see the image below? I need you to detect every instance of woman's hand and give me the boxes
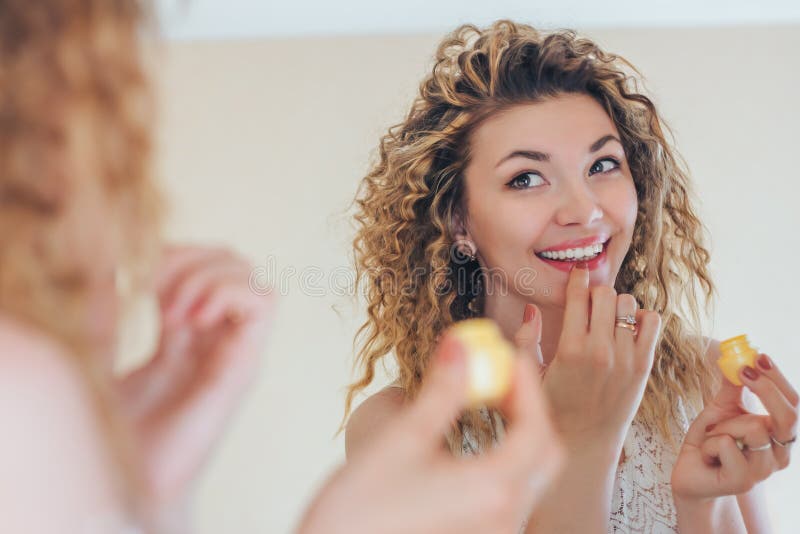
[523,263,661,451]
[117,245,275,512]
[513,263,662,533]
[672,354,798,501]
[298,328,564,534]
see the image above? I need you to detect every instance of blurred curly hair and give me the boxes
[0,0,162,518]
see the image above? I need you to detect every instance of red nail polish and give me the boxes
[705,424,716,432]
[757,354,772,371]
[523,304,536,323]
[576,261,589,270]
[742,366,759,381]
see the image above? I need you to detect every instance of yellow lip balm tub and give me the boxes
[717,334,759,386]
[450,318,515,406]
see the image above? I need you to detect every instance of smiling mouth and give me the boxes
[535,239,610,263]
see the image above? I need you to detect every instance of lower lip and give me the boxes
[536,241,609,272]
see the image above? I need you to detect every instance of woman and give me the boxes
[0,1,275,532]
[0,4,563,533]
[345,20,797,532]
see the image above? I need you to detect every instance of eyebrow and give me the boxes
[494,134,622,168]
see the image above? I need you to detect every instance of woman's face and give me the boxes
[458,93,638,308]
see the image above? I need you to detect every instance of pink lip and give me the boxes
[537,234,610,253]
[536,238,610,273]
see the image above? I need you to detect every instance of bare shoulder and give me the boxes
[0,315,78,387]
[0,314,122,528]
[345,386,407,460]
[0,313,98,441]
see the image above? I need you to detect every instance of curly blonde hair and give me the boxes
[0,0,161,516]
[344,20,718,452]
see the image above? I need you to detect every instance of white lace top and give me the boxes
[461,401,694,534]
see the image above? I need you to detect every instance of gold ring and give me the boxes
[615,322,637,331]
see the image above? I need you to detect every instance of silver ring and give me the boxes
[771,435,797,448]
[615,314,637,326]
[735,438,773,452]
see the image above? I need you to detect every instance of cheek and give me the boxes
[602,178,638,231]
[470,198,549,262]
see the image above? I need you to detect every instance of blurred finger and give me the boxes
[401,332,468,453]
[487,353,563,515]
[192,278,271,329]
[497,353,547,460]
[154,245,231,294]
[166,261,251,326]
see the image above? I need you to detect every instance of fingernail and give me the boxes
[705,424,716,432]
[576,261,589,270]
[757,354,773,371]
[523,303,536,323]
[741,366,759,381]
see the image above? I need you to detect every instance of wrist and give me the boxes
[561,433,623,466]
[673,492,732,534]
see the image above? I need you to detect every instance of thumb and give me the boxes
[683,380,743,447]
[513,303,544,367]
[403,330,468,447]
[712,376,744,408]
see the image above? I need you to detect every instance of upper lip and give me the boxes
[536,234,610,254]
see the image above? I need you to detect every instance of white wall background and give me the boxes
[155,0,800,38]
[132,17,800,533]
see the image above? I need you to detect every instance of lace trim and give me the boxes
[460,400,695,534]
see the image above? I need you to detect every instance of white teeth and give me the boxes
[539,242,605,261]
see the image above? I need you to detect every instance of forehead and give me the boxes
[468,93,620,159]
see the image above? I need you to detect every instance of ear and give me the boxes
[449,206,477,264]
[449,204,472,245]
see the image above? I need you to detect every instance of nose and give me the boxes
[554,179,603,227]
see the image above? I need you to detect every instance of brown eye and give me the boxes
[507,172,546,190]
[589,157,621,175]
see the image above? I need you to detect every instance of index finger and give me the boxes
[754,354,800,408]
[153,245,229,294]
[561,264,590,338]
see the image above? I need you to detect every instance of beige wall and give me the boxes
[137,25,800,532]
